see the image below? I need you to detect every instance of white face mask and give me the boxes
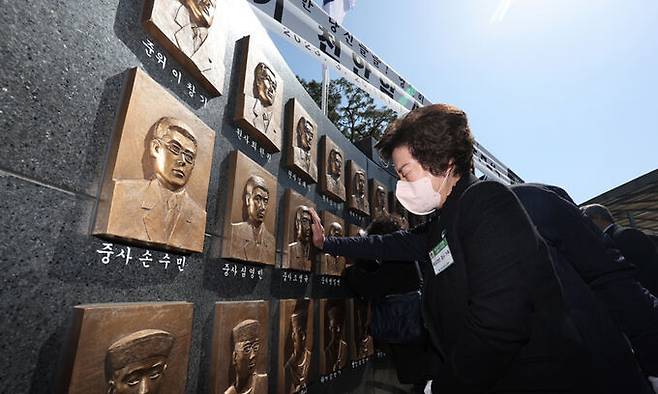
[395,168,452,216]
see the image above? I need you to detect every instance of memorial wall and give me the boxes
[1,0,407,392]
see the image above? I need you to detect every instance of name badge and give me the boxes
[429,237,454,275]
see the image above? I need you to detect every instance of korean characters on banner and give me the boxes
[346,160,369,216]
[210,301,269,394]
[93,68,215,254]
[285,98,318,184]
[278,299,314,394]
[61,302,194,394]
[221,151,278,265]
[234,35,284,153]
[318,136,346,203]
[318,211,346,276]
[143,0,227,96]
[281,189,315,272]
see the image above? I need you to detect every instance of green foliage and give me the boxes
[297,76,398,143]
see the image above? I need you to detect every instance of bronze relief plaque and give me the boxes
[93,68,215,253]
[318,299,349,375]
[346,161,369,216]
[369,179,389,219]
[143,0,226,96]
[209,301,269,394]
[350,299,374,361]
[281,189,316,272]
[318,211,346,276]
[61,302,193,394]
[285,99,318,183]
[389,191,409,230]
[221,150,277,265]
[318,136,345,202]
[234,35,283,153]
[278,299,313,394]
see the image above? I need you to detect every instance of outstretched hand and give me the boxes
[309,208,325,249]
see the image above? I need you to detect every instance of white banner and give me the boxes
[248,0,522,184]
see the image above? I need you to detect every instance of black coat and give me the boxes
[512,183,656,387]
[606,223,658,296]
[325,175,596,393]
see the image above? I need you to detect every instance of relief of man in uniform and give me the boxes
[325,148,345,199]
[284,308,312,394]
[225,320,267,394]
[354,302,374,360]
[348,170,369,214]
[372,185,389,219]
[292,117,317,181]
[109,117,205,251]
[245,63,278,137]
[322,222,346,276]
[287,205,313,271]
[230,175,275,264]
[105,329,175,394]
[325,305,348,372]
[147,0,223,93]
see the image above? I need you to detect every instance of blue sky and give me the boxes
[271,0,658,203]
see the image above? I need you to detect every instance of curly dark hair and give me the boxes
[375,104,474,177]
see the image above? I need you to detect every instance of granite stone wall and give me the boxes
[0,0,406,392]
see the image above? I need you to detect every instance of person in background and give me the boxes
[345,215,436,392]
[310,103,612,393]
[511,183,657,392]
[582,203,658,296]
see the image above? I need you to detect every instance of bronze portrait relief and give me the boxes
[234,36,283,153]
[318,299,349,375]
[318,136,346,202]
[94,68,215,253]
[389,191,409,230]
[351,299,374,361]
[281,190,316,272]
[61,302,193,394]
[318,211,346,276]
[143,0,226,95]
[278,299,313,394]
[369,179,389,219]
[347,161,369,216]
[210,301,269,394]
[285,99,318,183]
[221,151,277,265]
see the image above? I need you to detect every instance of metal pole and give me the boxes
[321,64,329,116]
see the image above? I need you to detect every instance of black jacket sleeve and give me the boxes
[433,182,538,393]
[323,227,430,263]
